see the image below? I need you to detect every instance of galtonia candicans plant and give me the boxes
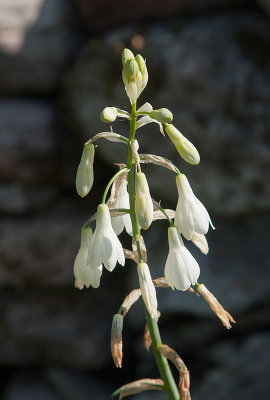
[74,48,235,399]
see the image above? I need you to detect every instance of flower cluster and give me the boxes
[73,48,232,398]
[74,46,216,308]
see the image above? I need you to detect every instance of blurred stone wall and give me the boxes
[0,0,270,399]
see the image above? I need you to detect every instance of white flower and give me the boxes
[76,143,95,197]
[74,226,103,288]
[164,227,200,291]
[111,182,133,236]
[135,172,153,230]
[88,204,125,271]
[137,262,157,319]
[174,174,214,240]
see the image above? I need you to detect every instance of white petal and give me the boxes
[101,231,118,271]
[88,231,103,268]
[137,102,153,112]
[115,235,125,266]
[191,232,209,255]
[110,183,132,236]
[180,246,200,285]
[74,248,88,281]
[136,116,164,135]
[87,264,103,288]
[174,198,194,240]
[123,213,133,236]
[111,216,125,235]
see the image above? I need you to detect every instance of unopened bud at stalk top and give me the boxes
[122,48,148,103]
[165,124,200,165]
[122,48,134,65]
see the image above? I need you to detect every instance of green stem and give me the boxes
[127,101,179,400]
[101,168,128,204]
[130,102,137,143]
[152,199,174,226]
[146,308,180,400]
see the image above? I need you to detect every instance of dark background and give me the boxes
[0,0,270,399]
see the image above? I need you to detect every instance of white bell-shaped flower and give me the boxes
[165,227,200,291]
[74,226,103,288]
[135,172,153,230]
[111,182,133,236]
[174,174,214,240]
[137,262,158,319]
[76,143,95,198]
[89,204,125,271]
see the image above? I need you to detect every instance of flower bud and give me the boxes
[111,314,123,368]
[137,262,157,319]
[149,108,173,124]
[122,58,140,104]
[135,54,148,92]
[122,48,134,65]
[165,124,200,165]
[135,172,153,230]
[76,143,95,197]
[122,58,139,85]
[100,107,118,123]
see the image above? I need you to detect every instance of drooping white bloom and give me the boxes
[174,174,214,240]
[76,143,95,198]
[74,226,103,288]
[88,204,125,271]
[137,262,158,319]
[135,172,153,230]
[165,227,200,291]
[110,181,133,236]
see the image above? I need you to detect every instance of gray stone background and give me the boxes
[0,0,269,399]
